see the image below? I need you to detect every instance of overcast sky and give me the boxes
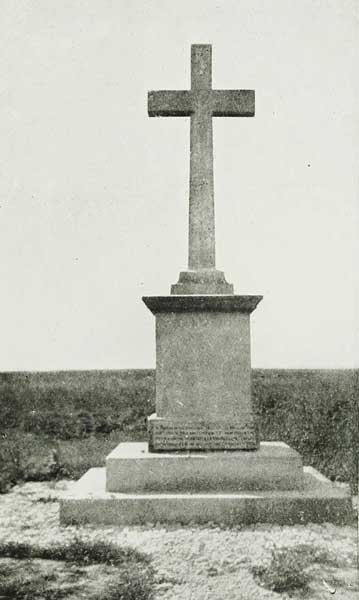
[0,1,358,371]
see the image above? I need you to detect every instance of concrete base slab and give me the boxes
[106,441,303,492]
[60,467,354,526]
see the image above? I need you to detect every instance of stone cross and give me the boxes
[148,44,255,271]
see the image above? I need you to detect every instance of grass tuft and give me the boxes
[37,495,58,503]
[0,537,150,566]
[251,543,340,594]
[92,567,155,600]
[0,562,79,600]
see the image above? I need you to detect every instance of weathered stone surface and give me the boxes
[60,466,354,526]
[106,442,303,493]
[148,415,258,451]
[148,44,254,288]
[153,309,252,419]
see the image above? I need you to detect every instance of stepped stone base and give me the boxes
[106,442,303,492]
[60,466,353,526]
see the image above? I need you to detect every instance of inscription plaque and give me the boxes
[148,416,258,451]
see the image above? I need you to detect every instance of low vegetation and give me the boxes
[0,538,151,565]
[0,562,79,600]
[251,543,340,594]
[0,538,155,600]
[0,369,358,493]
[256,369,358,492]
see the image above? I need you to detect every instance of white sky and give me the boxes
[0,0,358,371]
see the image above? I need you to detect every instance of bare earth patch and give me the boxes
[0,481,357,599]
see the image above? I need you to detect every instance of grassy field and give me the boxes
[0,368,358,492]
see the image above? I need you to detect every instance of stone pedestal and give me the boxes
[143,294,262,451]
[59,290,354,526]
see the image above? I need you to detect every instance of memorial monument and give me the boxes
[145,44,260,454]
[61,44,352,526]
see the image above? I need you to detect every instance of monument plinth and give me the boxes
[60,44,353,527]
[143,295,261,451]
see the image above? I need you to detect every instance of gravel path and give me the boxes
[0,480,357,599]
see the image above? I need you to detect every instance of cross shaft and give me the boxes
[148,44,254,272]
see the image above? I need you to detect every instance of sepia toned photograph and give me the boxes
[0,2,358,598]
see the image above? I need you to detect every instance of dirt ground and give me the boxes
[0,480,357,599]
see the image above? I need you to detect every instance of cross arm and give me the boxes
[211,90,255,116]
[148,91,193,117]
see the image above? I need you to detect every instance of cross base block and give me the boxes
[171,269,233,295]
